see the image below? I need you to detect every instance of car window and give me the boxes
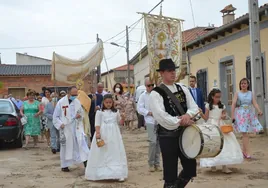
[11,101,20,112]
[0,101,14,113]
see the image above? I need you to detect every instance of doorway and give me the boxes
[219,58,235,115]
[8,88,26,99]
[196,69,208,102]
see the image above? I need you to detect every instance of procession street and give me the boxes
[0,129,268,188]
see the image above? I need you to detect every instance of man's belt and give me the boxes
[157,125,183,137]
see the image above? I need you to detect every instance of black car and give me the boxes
[0,99,24,148]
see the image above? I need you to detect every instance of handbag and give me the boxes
[220,116,234,134]
[96,138,105,147]
[20,116,27,125]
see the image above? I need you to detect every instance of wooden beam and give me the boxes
[213,35,218,40]
[219,32,225,37]
[226,28,233,33]
[234,24,241,30]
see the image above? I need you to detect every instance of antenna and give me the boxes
[160,2,163,16]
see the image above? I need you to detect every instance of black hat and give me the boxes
[156,59,179,72]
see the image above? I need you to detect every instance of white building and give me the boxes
[129,27,214,87]
[16,53,51,65]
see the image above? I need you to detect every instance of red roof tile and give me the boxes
[182,27,214,44]
[113,64,134,71]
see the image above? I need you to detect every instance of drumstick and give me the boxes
[192,111,201,119]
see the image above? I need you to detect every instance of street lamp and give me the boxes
[110,26,131,94]
[110,42,126,49]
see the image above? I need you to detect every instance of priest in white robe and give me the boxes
[53,86,90,172]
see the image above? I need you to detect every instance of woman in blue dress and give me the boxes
[231,78,263,159]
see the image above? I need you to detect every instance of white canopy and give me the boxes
[52,40,104,84]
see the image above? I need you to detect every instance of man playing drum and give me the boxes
[149,59,199,188]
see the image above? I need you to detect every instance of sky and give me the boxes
[0,0,267,73]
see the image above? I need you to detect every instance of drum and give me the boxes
[179,124,224,159]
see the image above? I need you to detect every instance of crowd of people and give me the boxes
[1,58,264,188]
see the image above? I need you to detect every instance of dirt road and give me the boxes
[0,129,268,188]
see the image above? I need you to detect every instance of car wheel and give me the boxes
[13,131,23,148]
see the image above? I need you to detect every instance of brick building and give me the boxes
[0,64,96,98]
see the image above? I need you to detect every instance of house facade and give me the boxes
[16,53,51,65]
[101,64,134,93]
[186,4,268,129]
[0,64,97,97]
[130,27,214,87]
[129,4,268,131]
[0,53,98,97]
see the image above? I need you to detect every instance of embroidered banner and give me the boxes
[52,40,103,84]
[143,13,182,84]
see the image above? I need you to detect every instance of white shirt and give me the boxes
[96,91,108,96]
[137,91,156,125]
[190,87,197,101]
[149,83,199,130]
[41,97,50,106]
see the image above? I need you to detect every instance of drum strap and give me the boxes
[159,84,185,115]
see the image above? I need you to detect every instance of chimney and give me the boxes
[220,4,236,25]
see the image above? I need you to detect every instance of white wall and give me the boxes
[133,54,190,86]
[16,53,51,65]
[134,55,150,86]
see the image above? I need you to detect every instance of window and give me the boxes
[8,88,25,98]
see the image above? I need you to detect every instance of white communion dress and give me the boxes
[200,104,243,167]
[85,109,128,181]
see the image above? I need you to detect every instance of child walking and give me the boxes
[85,94,128,182]
[199,88,243,174]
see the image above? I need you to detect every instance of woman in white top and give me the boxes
[40,88,52,147]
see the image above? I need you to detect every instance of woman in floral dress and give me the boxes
[231,78,263,159]
[20,90,43,149]
[124,94,137,130]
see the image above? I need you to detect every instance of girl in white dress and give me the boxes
[85,94,128,182]
[199,88,243,174]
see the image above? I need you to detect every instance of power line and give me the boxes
[189,0,196,27]
[105,41,127,60]
[104,0,163,43]
[0,42,97,50]
[0,0,163,51]
[113,18,142,43]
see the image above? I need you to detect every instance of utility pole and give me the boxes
[96,34,101,84]
[249,0,265,127]
[126,25,131,94]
